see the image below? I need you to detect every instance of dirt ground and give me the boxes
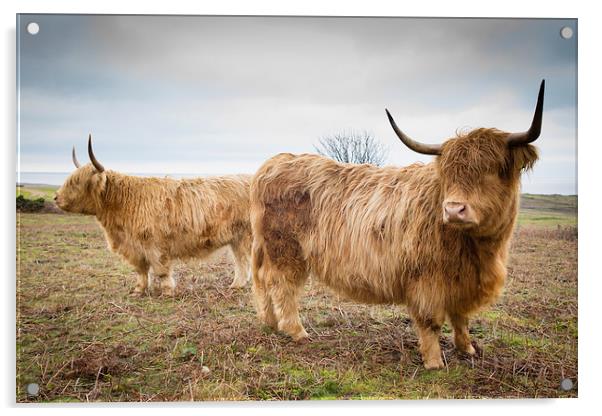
[16,212,577,401]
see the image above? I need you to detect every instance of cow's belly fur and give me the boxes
[102,222,236,268]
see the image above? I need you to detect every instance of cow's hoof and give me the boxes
[160,289,175,297]
[462,344,476,356]
[423,357,444,370]
[455,341,476,356]
[262,317,279,330]
[292,330,310,343]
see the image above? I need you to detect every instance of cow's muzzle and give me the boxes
[443,201,477,225]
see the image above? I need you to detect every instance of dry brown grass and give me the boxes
[16,213,577,401]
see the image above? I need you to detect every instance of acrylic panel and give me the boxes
[16,15,577,401]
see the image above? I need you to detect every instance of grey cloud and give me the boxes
[18,15,577,194]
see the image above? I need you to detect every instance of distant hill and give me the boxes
[518,194,577,227]
[520,194,577,214]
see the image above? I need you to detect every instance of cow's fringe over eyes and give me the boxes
[439,128,539,191]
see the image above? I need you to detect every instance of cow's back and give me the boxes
[101,172,252,262]
[250,153,438,304]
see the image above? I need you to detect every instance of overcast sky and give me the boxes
[17,15,577,194]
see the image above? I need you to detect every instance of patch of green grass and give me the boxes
[517,211,576,227]
[497,332,548,349]
[277,364,392,400]
[554,320,578,338]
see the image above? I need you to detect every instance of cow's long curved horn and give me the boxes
[72,146,81,168]
[87,134,105,172]
[385,109,442,155]
[506,79,545,146]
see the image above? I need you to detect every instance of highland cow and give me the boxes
[250,81,545,369]
[55,136,253,296]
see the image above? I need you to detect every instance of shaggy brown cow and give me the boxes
[250,81,545,369]
[55,136,253,296]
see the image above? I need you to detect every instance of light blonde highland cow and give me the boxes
[55,136,253,296]
[250,81,545,369]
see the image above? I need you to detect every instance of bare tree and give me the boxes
[314,130,388,166]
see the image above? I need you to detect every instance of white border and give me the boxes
[2,1,600,415]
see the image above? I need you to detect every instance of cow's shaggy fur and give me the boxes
[250,128,538,369]
[56,164,253,296]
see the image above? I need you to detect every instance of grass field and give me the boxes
[16,187,578,401]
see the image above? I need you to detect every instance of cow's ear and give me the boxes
[509,144,539,175]
[88,171,107,195]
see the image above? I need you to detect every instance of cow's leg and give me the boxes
[449,313,476,355]
[410,308,445,370]
[251,240,277,329]
[253,267,278,330]
[269,270,309,342]
[152,260,175,297]
[229,235,252,288]
[131,258,150,297]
